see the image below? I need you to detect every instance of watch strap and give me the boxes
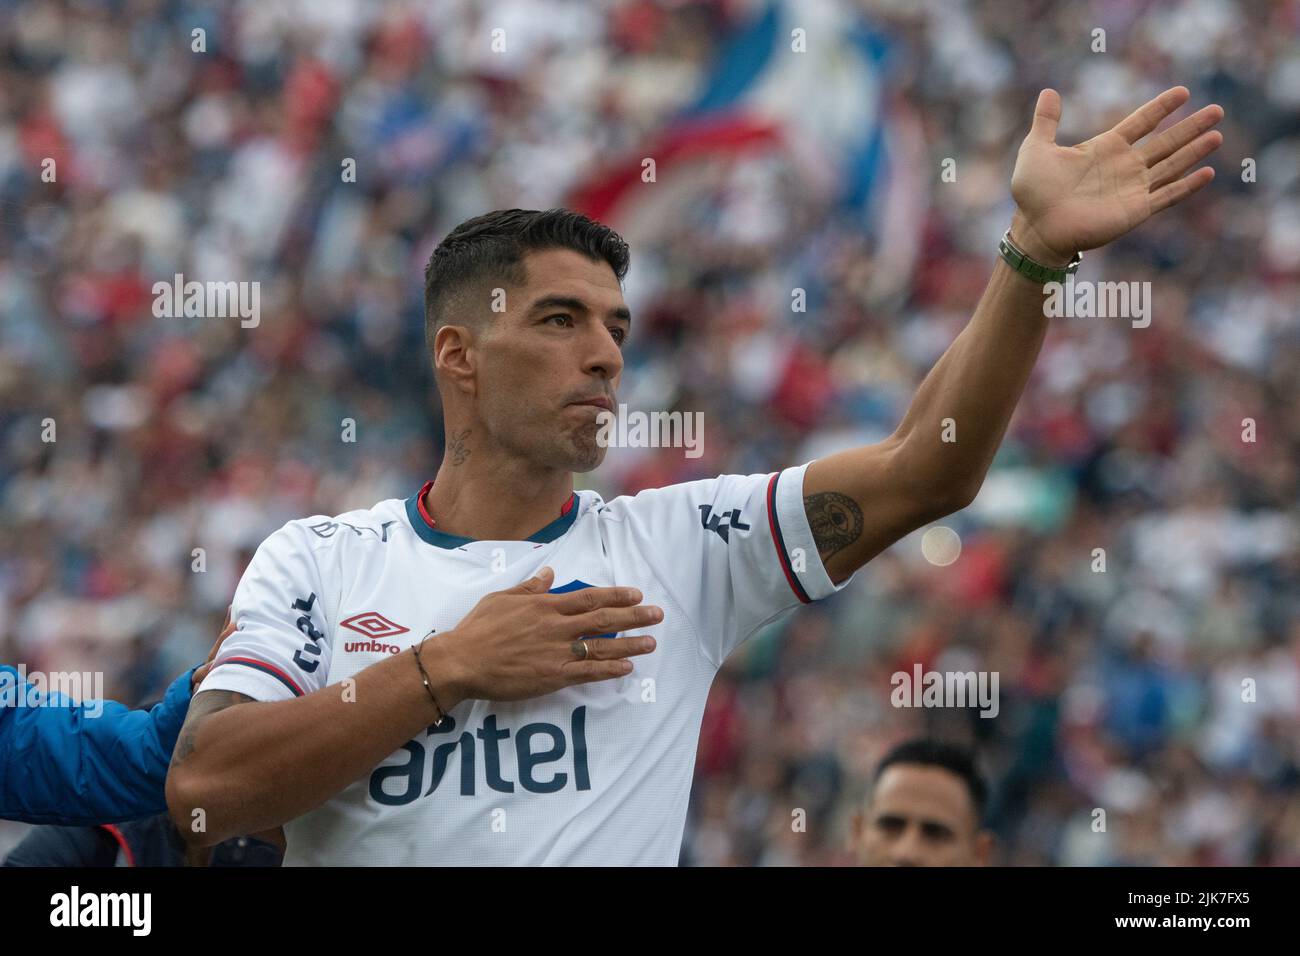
[998,230,1082,284]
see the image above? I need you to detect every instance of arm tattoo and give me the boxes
[804,491,864,560]
[170,690,253,767]
[448,429,471,466]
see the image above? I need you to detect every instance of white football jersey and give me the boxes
[198,462,850,865]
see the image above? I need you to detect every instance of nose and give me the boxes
[887,827,925,867]
[581,322,623,384]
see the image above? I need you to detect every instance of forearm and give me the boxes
[890,222,1058,505]
[808,86,1221,583]
[167,642,463,846]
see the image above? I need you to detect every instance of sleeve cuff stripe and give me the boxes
[766,472,812,605]
[212,657,305,697]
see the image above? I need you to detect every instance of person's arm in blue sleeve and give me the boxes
[0,664,198,826]
[0,609,232,826]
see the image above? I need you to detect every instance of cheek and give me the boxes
[492,340,563,390]
[863,827,891,849]
[482,345,548,401]
[479,351,567,436]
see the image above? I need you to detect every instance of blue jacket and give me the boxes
[0,665,196,825]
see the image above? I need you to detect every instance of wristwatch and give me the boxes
[998,229,1082,284]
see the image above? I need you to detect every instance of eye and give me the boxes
[609,326,627,346]
[875,816,906,836]
[920,822,954,842]
[545,314,574,328]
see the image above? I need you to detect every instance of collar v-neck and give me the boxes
[404,480,579,549]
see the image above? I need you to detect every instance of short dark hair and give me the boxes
[422,208,630,356]
[873,739,988,821]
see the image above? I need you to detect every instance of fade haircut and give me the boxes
[422,208,630,365]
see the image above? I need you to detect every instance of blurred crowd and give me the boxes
[1,0,1297,864]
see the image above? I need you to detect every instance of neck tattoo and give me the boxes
[449,429,471,466]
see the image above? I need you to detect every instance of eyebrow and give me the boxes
[874,813,957,838]
[527,295,631,324]
[919,820,956,839]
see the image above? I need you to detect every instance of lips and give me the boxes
[570,397,613,412]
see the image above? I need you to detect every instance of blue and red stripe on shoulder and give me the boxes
[765,472,811,605]
[209,656,306,697]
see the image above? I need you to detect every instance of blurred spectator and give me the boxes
[851,738,994,866]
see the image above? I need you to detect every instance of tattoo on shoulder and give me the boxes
[804,491,864,560]
[170,690,253,767]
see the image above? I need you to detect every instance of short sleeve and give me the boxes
[611,462,854,667]
[197,521,334,702]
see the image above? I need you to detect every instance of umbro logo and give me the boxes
[341,612,410,639]
[698,505,750,542]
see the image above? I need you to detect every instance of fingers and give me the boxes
[202,606,237,670]
[567,603,663,638]
[1148,129,1222,191]
[1114,86,1190,144]
[550,584,644,615]
[194,606,238,687]
[561,659,636,684]
[511,566,556,594]
[1138,103,1223,167]
[1027,88,1062,144]
[1120,90,1222,213]
[218,605,236,642]
[572,635,657,662]
[1149,165,1215,214]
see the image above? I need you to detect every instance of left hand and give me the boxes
[1010,86,1224,265]
[191,606,236,692]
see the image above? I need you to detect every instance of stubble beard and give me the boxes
[495,411,605,475]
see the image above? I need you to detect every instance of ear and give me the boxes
[974,829,996,866]
[433,324,477,397]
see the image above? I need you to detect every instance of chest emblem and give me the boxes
[549,579,616,638]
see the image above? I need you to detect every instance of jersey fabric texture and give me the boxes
[197,462,850,865]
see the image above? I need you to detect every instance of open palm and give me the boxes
[1011,87,1224,262]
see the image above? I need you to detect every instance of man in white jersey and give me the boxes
[167,87,1223,864]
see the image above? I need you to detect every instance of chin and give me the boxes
[567,446,606,474]
[564,431,607,473]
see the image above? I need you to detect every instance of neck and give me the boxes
[422,428,575,541]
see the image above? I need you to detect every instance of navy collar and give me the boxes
[404,481,579,549]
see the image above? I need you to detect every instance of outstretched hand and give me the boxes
[1010,86,1224,265]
